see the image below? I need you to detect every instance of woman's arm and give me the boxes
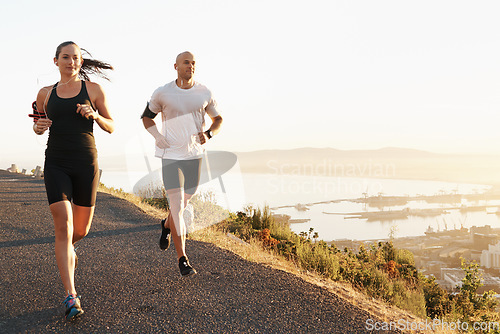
[33,86,53,135]
[81,82,114,134]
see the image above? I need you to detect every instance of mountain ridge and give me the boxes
[232,147,500,186]
[94,147,500,185]
[233,146,499,158]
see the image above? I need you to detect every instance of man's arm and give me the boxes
[199,115,223,145]
[142,116,155,129]
[142,104,169,149]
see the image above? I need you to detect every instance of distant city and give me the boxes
[335,225,500,297]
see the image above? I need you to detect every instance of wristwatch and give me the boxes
[204,130,213,139]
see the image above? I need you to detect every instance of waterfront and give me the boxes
[233,173,499,241]
[100,170,498,242]
[274,198,500,241]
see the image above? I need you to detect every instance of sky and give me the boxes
[2,0,500,171]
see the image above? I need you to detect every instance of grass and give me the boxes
[98,183,166,220]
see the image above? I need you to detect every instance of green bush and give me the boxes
[293,240,340,280]
[188,192,229,230]
[422,276,452,319]
[389,280,426,318]
[142,197,169,211]
[448,258,500,332]
[396,248,415,266]
[219,212,255,240]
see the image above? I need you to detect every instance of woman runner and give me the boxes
[32,41,114,320]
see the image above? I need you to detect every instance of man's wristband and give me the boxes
[204,130,213,139]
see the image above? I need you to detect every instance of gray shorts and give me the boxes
[161,158,202,195]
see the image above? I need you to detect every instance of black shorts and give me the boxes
[43,156,99,207]
[162,158,202,195]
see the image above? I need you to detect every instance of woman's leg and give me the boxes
[50,201,95,295]
[71,157,98,245]
[72,204,94,244]
[50,201,77,295]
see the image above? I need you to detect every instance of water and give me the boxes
[239,173,498,241]
[100,169,498,242]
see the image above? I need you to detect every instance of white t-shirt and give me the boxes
[148,81,220,160]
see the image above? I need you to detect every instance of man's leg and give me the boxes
[165,188,197,276]
[163,193,192,237]
[163,193,193,239]
[161,159,199,276]
[179,158,201,234]
[165,188,186,260]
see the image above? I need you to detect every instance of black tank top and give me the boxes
[45,81,97,160]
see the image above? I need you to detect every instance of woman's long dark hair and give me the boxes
[55,41,113,81]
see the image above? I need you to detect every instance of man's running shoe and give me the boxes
[159,218,171,250]
[179,256,197,277]
[63,294,84,320]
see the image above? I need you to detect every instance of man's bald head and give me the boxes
[174,51,196,83]
[176,51,195,64]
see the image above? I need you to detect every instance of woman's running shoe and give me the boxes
[63,294,84,320]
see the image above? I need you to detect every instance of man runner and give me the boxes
[141,51,223,276]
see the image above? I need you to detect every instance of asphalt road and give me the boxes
[0,170,399,333]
